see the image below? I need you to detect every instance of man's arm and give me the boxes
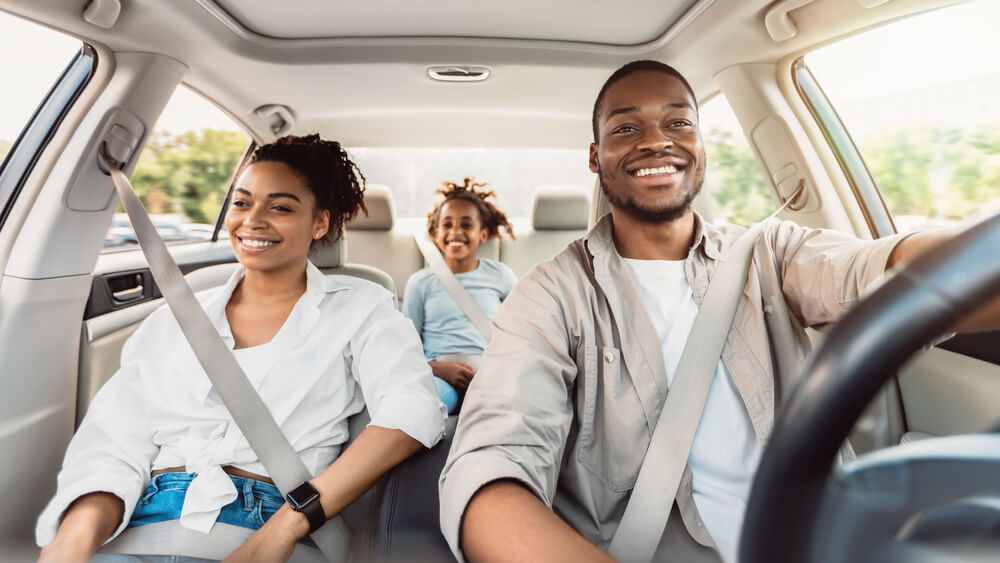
[462,481,613,563]
[888,230,1000,333]
[439,261,584,562]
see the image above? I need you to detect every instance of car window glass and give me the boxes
[347,147,595,220]
[805,0,1000,233]
[700,95,774,226]
[104,86,249,251]
[0,11,80,167]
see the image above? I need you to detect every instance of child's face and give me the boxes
[226,161,329,275]
[434,199,489,264]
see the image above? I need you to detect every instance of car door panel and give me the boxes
[898,348,1000,437]
[79,252,240,422]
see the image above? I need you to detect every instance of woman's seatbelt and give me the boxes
[98,147,348,561]
[608,187,804,563]
[413,233,492,341]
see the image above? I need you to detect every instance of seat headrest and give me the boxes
[532,186,591,230]
[347,184,394,231]
[311,234,347,269]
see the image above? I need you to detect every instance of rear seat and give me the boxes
[501,185,590,277]
[349,184,588,293]
[346,185,424,301]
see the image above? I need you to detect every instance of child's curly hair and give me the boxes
[242,134,367,246]
[426,178,515,240]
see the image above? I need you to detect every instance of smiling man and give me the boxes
[438,60,1000,563]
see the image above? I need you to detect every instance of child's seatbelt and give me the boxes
[414,233,493,342]
[99,147,347,561]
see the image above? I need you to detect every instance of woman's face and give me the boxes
[225,161,330,275]
[433,198,489,263]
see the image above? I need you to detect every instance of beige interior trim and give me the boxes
[774,54,876,238]
[714,62,855,233]
[899,349,1000,436]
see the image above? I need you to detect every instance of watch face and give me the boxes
[287,481,319,508]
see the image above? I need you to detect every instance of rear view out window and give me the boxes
[805,0,1000,232]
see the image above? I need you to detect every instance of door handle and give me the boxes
[112,284,144,302]
[107,271,147,305]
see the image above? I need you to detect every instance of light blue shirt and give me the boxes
[402,258,518,360]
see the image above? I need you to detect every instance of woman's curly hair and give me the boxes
[426,178,514,240]
[241,134,367,246]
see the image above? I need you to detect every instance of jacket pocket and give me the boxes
[576,345,648,492]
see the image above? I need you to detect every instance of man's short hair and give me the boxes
[591,60,698,142]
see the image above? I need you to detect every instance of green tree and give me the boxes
[859,125,1000,223]
[131,129,247,223]
[704,128,773,225]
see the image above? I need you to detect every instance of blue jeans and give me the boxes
[128,472,285,531]
[434,376,460,414]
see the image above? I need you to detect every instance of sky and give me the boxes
[2,0,999,144]
[0,12,239,142]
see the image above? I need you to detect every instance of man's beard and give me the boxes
[598,159,705,224]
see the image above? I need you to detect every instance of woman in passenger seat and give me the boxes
[402,178,517,414]
[36,135,446,562]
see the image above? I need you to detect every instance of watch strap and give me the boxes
[287,482,326,534]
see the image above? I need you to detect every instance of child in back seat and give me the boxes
[403,178,517,414]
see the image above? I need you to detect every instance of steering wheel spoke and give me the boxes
[811,435,1000,563]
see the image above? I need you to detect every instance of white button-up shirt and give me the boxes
[36,261,446,546]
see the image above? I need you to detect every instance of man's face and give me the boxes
[589,70,706,224]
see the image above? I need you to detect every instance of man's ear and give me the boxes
[589,142,600,174]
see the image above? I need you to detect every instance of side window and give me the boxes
[104,86,250,251]
[700,95,774,226]
[803,0,1000,233]
[0,11,83,221]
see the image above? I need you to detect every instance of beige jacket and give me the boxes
[439,212,905,561]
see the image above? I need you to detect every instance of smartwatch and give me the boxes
[285,481,325,534]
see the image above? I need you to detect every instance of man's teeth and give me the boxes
[242,239,276,248]
[634,165,678,177]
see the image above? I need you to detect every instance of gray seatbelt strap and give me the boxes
[102,152,348,561]
[414,233,493,341]
[609,191,803,563]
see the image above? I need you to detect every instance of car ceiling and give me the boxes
[0,0,959,148]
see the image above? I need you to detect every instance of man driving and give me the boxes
[439,60,1000,563]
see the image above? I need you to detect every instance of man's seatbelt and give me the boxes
[100,148,348,561]
[608,189,804,563]
[414,233,492,342]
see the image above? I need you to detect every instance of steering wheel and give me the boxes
[740,214,1000,563]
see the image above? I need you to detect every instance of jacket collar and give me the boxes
[584,210,723,263]
[580,210,725,430]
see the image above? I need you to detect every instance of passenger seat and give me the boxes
[500,185,590,277]
[312,232,395,295]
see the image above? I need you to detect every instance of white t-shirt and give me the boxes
[625,258,761,563]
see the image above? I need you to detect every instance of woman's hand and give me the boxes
[224,504,308,563]
[430,360,476,389]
